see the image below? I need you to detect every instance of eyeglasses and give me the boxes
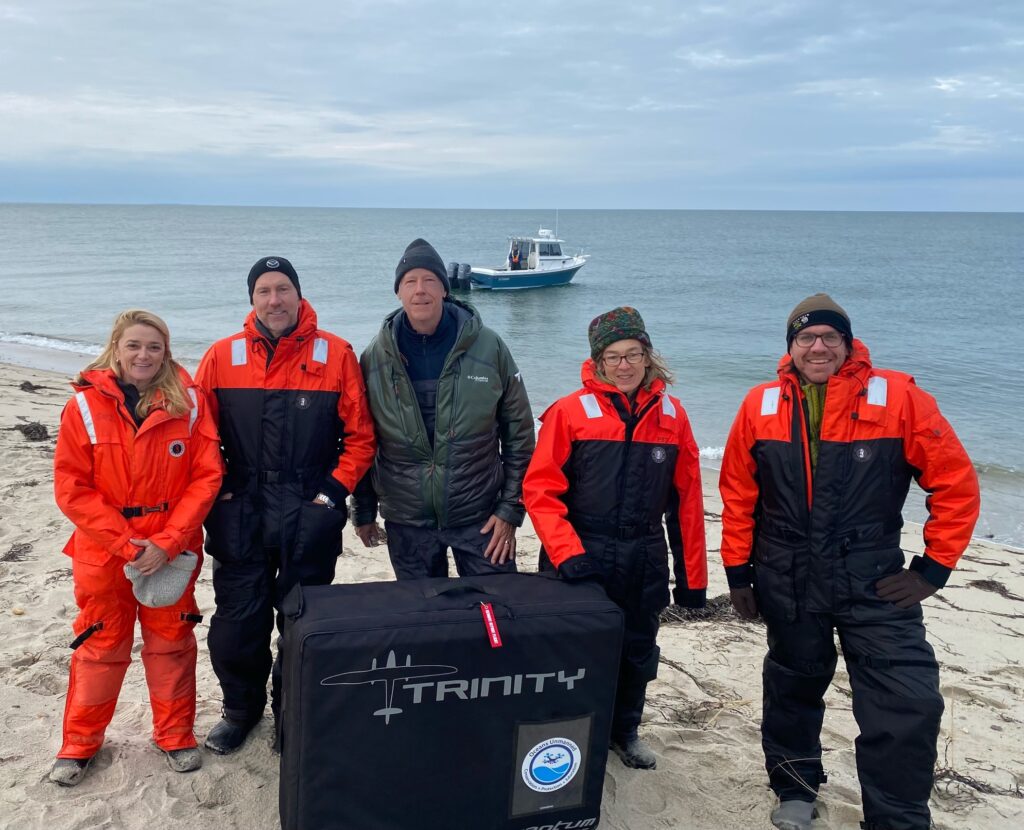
[602,351,645,367]
[793,331,845,348]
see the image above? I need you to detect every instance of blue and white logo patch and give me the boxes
[651,446,667,464]
[521,737,581,793]
[169,440,185,457]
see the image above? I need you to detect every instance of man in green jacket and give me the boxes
[352,238,535,578]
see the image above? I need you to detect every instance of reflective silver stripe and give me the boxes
[661,395,676,418]
[231,339,247,366]
[312,337,329,364]
[760,387,781,416]
[75,392,98,444]
[579,394,602,419]
[187,388,199,435]
[867,376,888,407]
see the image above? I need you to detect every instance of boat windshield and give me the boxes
[538,242,562,257]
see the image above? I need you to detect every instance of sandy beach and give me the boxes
[1,360,1022,830]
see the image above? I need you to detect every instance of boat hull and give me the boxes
[468,263,583,290]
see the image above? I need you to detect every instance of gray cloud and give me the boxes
[0,0,1020,208]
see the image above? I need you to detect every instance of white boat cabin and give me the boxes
[506,228,566,271]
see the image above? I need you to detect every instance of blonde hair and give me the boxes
[79,309,190,418]
[594,345,675,390]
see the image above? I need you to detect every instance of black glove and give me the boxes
[875,569,938,608]
[558,555,604,583]
[729,586,759,620]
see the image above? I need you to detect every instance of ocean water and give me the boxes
[1,205,1021,545]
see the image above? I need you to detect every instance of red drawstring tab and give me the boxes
[480,602,503,648]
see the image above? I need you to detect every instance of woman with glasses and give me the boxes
[523,306,707,771]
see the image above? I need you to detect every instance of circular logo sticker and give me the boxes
[295,395,310,410]
[651,446,667,464]
[852,444,872,463]
[521,738,581,793]
[169,440,185,457]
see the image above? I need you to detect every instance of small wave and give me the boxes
[975,461,1021,479]
[699,446,724,461]
[0,331,99,355]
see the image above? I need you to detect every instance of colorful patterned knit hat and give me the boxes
[588,306,652,361]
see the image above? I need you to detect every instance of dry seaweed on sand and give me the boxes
[660,593,764,625]
[2,543,33,562]
[8,422,49,441]
[967,579,1024,603]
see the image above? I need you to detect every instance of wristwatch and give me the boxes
[313,492,335,509]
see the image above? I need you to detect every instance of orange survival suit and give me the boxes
[524,360,707,742]
[718,340,979,828]
[53,367,223,759]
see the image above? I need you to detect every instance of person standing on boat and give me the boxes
[522,306,707,771]
[508,241,522,271]
[195,256,376,755]
[352,238,535,578]
[718,293,980,830]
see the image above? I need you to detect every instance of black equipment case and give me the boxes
[279,573,624,830]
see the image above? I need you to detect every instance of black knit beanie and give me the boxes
[394,238,450,295]
[247,256,301,302]
[786,293,852,346]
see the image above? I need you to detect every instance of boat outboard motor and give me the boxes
[447,261,461,290]
[459,263,472,287]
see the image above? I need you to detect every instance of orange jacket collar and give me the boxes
[243,298,318,342]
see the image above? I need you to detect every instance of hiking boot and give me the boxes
[49,756,93,787]
[204,716,259,755]
[610,736,657,770]
[165,746,203,772]
[771,799,816,830]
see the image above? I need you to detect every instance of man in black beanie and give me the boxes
[352,238,535,580]
[719,293,979,830]
[194,256,375,756]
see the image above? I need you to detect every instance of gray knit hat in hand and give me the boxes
[123,551,198,608]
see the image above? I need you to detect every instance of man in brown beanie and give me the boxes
[718,293,980,830]
[352,238,535,580]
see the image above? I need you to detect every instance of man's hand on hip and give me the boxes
[875,569,938,608]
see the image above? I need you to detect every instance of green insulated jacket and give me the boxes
[352,299,535,529]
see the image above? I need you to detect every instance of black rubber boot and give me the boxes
[204,716,260,755]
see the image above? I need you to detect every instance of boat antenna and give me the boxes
[555,208,558,237]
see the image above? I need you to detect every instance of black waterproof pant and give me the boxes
[384,521,518,580]
[541,528,668,742]
[208,546,337,725]
[761,602,943,830]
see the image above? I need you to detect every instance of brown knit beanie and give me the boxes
[786,293,852,346]
[588,306,652,360]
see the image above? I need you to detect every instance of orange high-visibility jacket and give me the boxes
[524,360,707,603]
[719,339,980,600]
[194,300,375,559]
[54,367,224,565]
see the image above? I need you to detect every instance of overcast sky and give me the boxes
[1,0,1021,210]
